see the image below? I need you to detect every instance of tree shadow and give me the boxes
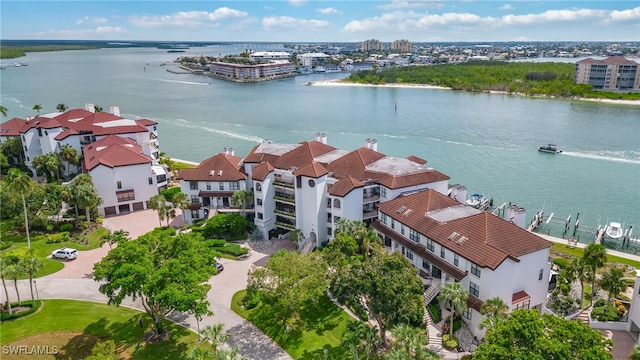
[227,321,295,360]
[54,334,98,360]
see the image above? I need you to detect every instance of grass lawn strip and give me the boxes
[0,299,203,359]
[2,332,120,360]
[232,290,352,360]
[551,243,640,269]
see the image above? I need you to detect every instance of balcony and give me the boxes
[275,209,296,219]
[274,195,295,204]
[273,180,294,189]
[363,194,380,203]
[275,221,296,231]
[116,189,135,202]
[363,209,378,219]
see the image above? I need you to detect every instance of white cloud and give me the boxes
[264,5,275,11]
[288,0,307,7]
[343,10,494,33]
[607,6,640,22]
[34,26,126,39]
[316,7,342,15]
[76,16,108,25]
[498,4,514,11]
[262,16,331,31]
[378,1,444,11]
[130,7,248,28]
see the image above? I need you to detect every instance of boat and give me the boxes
[606,222,623,239]
[466,193,490,209]
[538,144,562,154]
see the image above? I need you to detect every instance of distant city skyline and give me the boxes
[1,1,639,43]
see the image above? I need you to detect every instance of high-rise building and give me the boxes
[361,39,383,52]
[391,39,412,53]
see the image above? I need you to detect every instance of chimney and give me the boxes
[223,147,228,155]
[315,132,327,144]
[228,147,234,156]
[109,106,120,116]
[370,139,378,152]
[365,138,371,149]
[85,103,95,113]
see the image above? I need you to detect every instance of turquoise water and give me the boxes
[1,46,639,248]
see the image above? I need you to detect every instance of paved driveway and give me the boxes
[9,210,293,360]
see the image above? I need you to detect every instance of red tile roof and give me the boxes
[406,155,427,165]
[512,290,531,304]
[329,175,365,197]
[0,118,28,137]
[577,56,638,66]
[327,147,385,180]
[251,161,275,181]
[378,189,551,270]
[273,141,336,170]
[83,135,152,171]
[293,162,329,178]
[179,152,247,182]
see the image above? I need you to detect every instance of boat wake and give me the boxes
[199,126,264,143]
[150,78,210,86]
[562,151,640,165]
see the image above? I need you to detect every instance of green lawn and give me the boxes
[1,227,109,278]
[551,243,640,269]
[232,290,352,360]
[0,299,202,359]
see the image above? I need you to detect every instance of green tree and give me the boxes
[5,168,33,247]
[342,320,379,360]
[188,347,213,360]
[0,105,7,117]
[56,103,68,113]
[583,243,608,305]
[74,177,102,222]
[32,104,42,115]
[170,191,190,223]
[200,323,231,353]
[0,257,13,315]
[231,189,252,217]
[86,340,119,360]
[22,251,42,306]
[566,258,590,308]
[148,194,171,227]
[93,230,213,335]
[5,256,24,306]
[247,250,328,329]
[94,105,103,112]
[390,324,429,360]
[599,267,626,309]
[473,309,613,360]
[101,229,129,250]
[331,251,424,346]
[58,144,80,179]
[479,296,509,331]
[437,282,468,338]
[630,345,640,360]
[2,137,25,165]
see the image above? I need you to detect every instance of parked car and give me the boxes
[215,262,224,273]
[51,248,78,260]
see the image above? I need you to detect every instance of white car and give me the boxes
[51,248,78,260]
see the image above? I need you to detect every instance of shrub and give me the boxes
[203,239,227,248]
[219,244,249,257]
[0,300,42,321]
[243,289,261,310]
[591,304,620,321]
[45,236,63,244]
[0,241,12,250]
[442,334,459,350]
[60,223,73,232]
[594,298,606,307]
[461,355,472,360]
[427,301,441,323]
[160,186,182,203]
[552,257,568,269]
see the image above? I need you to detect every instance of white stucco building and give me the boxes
[372,189,552,339]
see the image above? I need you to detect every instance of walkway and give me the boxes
[6,210,292,360]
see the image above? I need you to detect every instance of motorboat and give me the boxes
[538,144,562,154]
[466,193,489,209]
[606,222,623,239]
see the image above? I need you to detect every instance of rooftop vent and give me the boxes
[448,232,458,240]
[218,170,223,176]
[209,170,215,176]
[397,206,407,214]
[403,209,413,216]
[456,236,468,245]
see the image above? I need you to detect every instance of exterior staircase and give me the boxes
[423,281,441,305]
[574,309,590,324]
[423,284,443,352]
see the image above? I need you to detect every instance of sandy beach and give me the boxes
[310,79,640,106]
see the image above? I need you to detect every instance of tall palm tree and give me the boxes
[583,243,608,305]
[437,282,468,338]
[44,152,61,180]
[6,260,24,306]
[0,257,13,315]
[0,105,7,117]
[58,144,79,179]
[479,296,509,331]
[75,182,101,222]
[56,103,68,113]
[171,191,190,223]
[32,104,42,116]
[231,189,252,217]
[5,168,33,247]
[148,194,170,227]
[566,258,589,308]
[358,228,381,261]
[599,267,626,309]
[200,323,231,354]
[390,324,428,359]
[23,252,42,306]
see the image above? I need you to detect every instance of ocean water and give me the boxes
[1,46,639,249]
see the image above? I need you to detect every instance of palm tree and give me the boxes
[188,347,213,360]
[0,105,7,117]
[6,259,24,306]
[5,168,33,247]
[101,229,129,249]
[32,104,42,116]
[358,228,381,261]
[630,344,640,360]
[0,257,13,315]
[58,144,79,179]
[3,137,24,165]
[200,323,231,354]
[231,189,252,217]
[390,324,428,359]
[148,194,170,227]
[599,267,626,309]
[32,154,48,177]
[23,252,42,306]
[44,152,61,180]
[171,191,190,223]
[566,258,590,308]
[75,182,101,222]
[56,103,68,112]
[437,282,468,338]
[214,347,249,360]
[479,296,509,331]
[94,105,103,112]
[583,243,607,305]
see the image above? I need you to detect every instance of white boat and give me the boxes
[466,193,489,209]
[606,222,623,239]
[538,144,562,154]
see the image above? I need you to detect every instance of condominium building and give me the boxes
[372,189,552,339]
[575,56,640,90]
[243,134,450,250]
[361,39,383,52]
[249,51,291,62]
[207,62,297,82]
[297,52,331,67]
[391,39,412,53]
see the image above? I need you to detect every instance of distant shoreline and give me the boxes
[309,79,640,106]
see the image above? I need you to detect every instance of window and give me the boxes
[256,183,262,192]
[327,227,332,236]
[538,269,544,281]
[117,192,135,202]
[191,209,200,219]
[391,219,395,229]
[381,212,387,224]
[469,282,480,297]
[24,145,27,152]
[230,182,239,190]
[454,254,459,267]
[45,130,48,136]
[422,259,430,271]
[333,199,341,209]
[426,239,434,252]
[471,263,481,278]
[22,135,25,141]
[190,181,198,190]
[380,187,387,198]
[440,246,445,258]
[206,182,211,190]
[409,228,419,242]
[219,183,224,190]
[191,195,199,203]
[37,128,42,137]
[148,177,153,185]
[308,179,315,187]
[462,308,472,321]
[117,181,122,189]
[334,216,341,223]
[257,212,263,220]
[327,198,331,208]
[405,250,414,261]
[257,199,263,206]
[400,224,405,235]
[515,299,530,310]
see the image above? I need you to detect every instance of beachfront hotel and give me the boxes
[575,56,640,90]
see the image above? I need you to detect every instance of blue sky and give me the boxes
[2,1,639,42]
